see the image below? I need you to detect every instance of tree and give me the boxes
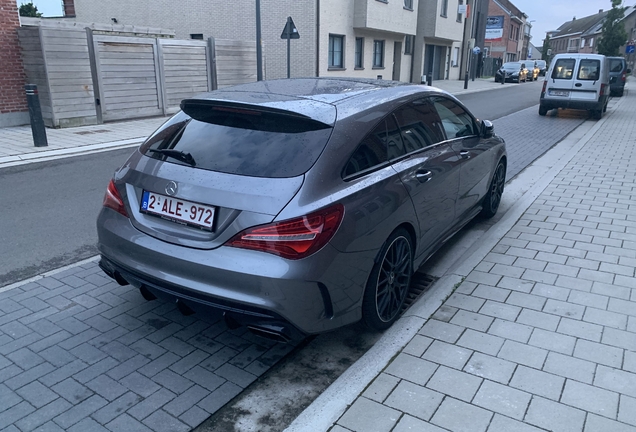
[19,2,42,17]
[541,35,551,62]
[597,0,627,56]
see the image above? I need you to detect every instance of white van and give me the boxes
[539,53,610,119]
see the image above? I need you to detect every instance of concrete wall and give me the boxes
[0,0,29,127]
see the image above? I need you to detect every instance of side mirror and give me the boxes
[481,119,494,138]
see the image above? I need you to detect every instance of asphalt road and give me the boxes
[0,80,543,288]
[0,148,134,286]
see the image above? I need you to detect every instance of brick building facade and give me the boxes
[0,0,28,127]
[484,0,526,62]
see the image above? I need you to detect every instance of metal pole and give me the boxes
[287,17,291,78]
[24,84,48,147]
[462,3,470,89]
[256,0,263,81]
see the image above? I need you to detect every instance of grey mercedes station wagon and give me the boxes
[97,78,506,342]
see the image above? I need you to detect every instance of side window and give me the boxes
[431,97,477,140]
[551,58,575,79]
[577,59,600,80]
[343,119,388,177]
[392,100,444,155]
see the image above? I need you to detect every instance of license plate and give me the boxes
[549,90,570,97]
[140,191,215,231]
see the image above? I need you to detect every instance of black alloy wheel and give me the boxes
[481,161,506,219]
[362,229,413,330]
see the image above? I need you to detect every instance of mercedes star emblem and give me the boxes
[165,181,178,196]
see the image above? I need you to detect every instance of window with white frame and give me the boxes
[568,38,580,50]
[373,40,385,67]
[590,38,594,47]
[441,0,448,17]
[457,0,463,22]
[452,47,459,66]
[404,0,413,9]
[355,37,364,68]
[581,38,586,48]
[329,34,344,68]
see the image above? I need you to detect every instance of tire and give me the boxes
[617,89,624,97]
[539,105,548,116]
[362,229,413,331]
[480,161,506,219]
[592,110,602,120]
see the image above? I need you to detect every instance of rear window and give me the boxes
[551,58,576,79]
[577,59,600,80]
[140,110,332,178]
[610,59,624,72]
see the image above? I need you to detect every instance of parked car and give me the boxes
[96,78,506,342]
[522,60,540,81]
[495,62,528,83]
[535,60,547,76]
[608,56,631,97]
[539,53,610,119]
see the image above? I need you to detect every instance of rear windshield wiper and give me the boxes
[146,149,196,166]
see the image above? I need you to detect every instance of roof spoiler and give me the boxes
[180,99,332,132]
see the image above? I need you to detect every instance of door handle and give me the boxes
[416,170,432,183]
[575,83,582,87]
[460,150,471,159]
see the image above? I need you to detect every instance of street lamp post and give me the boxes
[256,0,263,81]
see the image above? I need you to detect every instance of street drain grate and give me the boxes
[402,272,438,311]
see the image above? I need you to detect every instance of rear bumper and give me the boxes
[540,96,607,112]
[97,208,375,336]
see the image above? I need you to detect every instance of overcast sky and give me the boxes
[17,0,634,46]
[504,0,633,46]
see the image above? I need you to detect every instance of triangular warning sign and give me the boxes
[280,17,300,39]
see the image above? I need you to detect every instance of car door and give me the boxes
[430,96,492,220]
[547,57,577,101]
[570,57,602,105]
[389,99,462,253]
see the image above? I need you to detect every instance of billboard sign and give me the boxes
[485,16,505,41]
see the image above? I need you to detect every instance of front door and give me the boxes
[430,96,492,219]
[389,99,461,254]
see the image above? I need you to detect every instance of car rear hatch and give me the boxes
[117,95,336,250]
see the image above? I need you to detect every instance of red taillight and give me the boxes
[622,72,627,82]
[103,179,128,217]
[541,81,547,93]
[226,204,344,259]
[600,83,607,96]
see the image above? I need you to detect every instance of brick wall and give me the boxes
[0,0,27,118]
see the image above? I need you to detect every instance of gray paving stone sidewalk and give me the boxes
[331,92,636,431]
[0,262,294,431]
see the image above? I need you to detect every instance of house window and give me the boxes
[441,0,448,17]
[457,0,463,22]
[581,39,586,48]
[568,38,580,51]
[404,0,413,9]
[590,38,594,47]
[329,34,344,68]
[404,35,414,55]
[190,34,204,40]
[373,40,385,68]
[355,37,364,68]
[452,47,459,66]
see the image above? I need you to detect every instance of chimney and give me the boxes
[62,0,76,17]
[599,9,603,13]
[573,16,576,20]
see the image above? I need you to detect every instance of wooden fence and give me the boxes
[18,24,257,128]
